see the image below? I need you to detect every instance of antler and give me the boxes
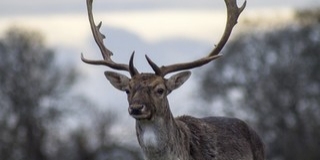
[146,0,246,77]
[81,0,138,76]
[82,0,245,77]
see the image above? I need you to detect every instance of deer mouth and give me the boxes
[128,104,152,120]
[130,112,152,120]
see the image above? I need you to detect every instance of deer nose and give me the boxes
[128,104,146,115]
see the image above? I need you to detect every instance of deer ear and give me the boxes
[104,71,130,91]
[166,71,191,92]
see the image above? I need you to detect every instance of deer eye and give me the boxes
[156,88,165,95]
[125,89,130,94]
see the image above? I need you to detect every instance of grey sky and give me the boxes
[0,0,317,16]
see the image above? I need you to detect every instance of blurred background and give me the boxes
[0,0,319,159]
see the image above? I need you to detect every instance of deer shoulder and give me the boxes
[176,116,265,160]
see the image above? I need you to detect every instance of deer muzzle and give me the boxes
[128,104,151,120]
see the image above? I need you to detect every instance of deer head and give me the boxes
[81,0,246,121]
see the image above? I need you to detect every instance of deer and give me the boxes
[81,0,265,159]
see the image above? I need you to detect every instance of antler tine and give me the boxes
[148,0,246,77]
[209,0,246,56]
[81,0,138,76]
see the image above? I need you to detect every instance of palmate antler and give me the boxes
[81,0,246,77]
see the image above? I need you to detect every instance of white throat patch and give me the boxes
[142,127,158,147]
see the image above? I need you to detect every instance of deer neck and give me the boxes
[135,103,189,160]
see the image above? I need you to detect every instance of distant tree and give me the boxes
[48,102,143,160]
[199,10,320,160]
[0,27,77,160]
[0,27,142,160]
[295,7,320,25]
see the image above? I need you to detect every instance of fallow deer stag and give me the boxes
[82,0,265,159]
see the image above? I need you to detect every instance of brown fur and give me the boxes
[105,73,265,160]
